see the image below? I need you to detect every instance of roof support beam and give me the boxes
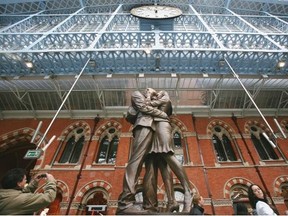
[36,58,90,149]
[224,58,277,139]
[88,4,123,49]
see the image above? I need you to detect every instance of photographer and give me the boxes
[0,168,56,215]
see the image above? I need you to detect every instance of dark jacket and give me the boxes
[0,179,56,215]
[190,204,204,215]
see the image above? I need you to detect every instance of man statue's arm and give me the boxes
[132,91,168,119]
[149,96,169,108]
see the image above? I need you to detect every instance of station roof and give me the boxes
[0,0,287,119]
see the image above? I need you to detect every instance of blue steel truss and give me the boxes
[0,0,287,118]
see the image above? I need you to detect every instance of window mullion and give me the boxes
[68,140,77,163]
[221,138,229,162]
[105,141,112,163]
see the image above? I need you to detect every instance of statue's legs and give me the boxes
[117,127,154,214]
[158,158,180,212]
[143,154,180,213]
[143,154,158,212]
[162,153,192,212]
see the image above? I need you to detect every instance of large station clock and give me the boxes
[130,5,182,19]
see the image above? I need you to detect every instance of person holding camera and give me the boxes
[0,168,56,215]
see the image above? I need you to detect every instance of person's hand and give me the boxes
[34,173,47,182]
[34,173,55,182]
[45,173,56,182]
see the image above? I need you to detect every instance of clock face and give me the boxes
[130,5,182,19]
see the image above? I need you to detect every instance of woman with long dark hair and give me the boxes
[248,184,277,215]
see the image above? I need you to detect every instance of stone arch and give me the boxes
[244,119,271,135]
[59,121,91,141]
[273,175,288,196]
[56,180,70,202]
[95,120,122,140]
[170,117,188,134]
[35,180,69,201]
[207,119,236,137]
[0,127,47,169]
[223,177,253,199]
[75,180,112,202]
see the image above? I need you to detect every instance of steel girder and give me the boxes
[0,0,287,118]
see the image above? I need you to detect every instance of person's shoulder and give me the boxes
[132,91,144,99]
[132,90,141,95]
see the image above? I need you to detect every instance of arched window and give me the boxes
[173,131,184,164]
[85,191,108,215]
[96,128,119,164]
[250,126,278,160]
[59,128,85,163]
[230,184,250,215]
[212,126,238,162]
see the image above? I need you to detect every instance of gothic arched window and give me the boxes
[96,128,119,164]
[59,128,85,163]
[250,126,278,160]
[212,126,238,162]
[85,191,108,215]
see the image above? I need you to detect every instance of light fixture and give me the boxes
[262,74,268,78]
[219,59,225,67]
[88,59,96,67]
[273,118,287,139]
[144,48,151,55]
[277,59,286,68]
[203,73,209,78]
[106,74,112,78]
[25,60,33,69]
[262,132,276,148]
[139,73,144,78]
[155,55,161,69]
[171,73,177,78]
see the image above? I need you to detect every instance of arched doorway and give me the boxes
[0,136,37,182]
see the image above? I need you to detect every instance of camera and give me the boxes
[37,174,47,179]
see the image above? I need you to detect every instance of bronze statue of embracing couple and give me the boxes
[117,88,192,215]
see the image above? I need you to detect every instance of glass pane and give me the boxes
[222,134,237,161]
[70,136,85,163]
[108,136,119,164]
[260,134,278,159]
[173,132,182,148]
[251,133,269,160]
[59,136,75,163]
[96,136,109,163]
[213,135,227,161]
